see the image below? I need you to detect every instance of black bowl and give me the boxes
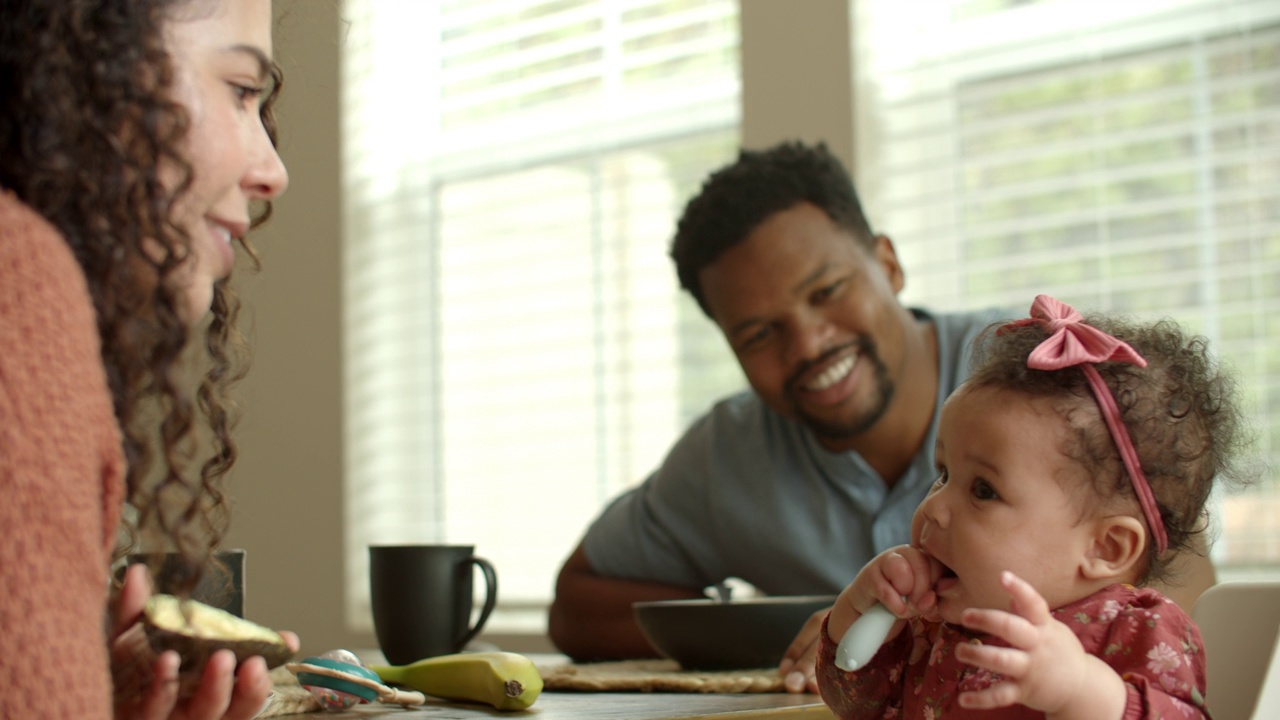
[633,595,835,670]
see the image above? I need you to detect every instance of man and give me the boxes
[548,141,1214,693]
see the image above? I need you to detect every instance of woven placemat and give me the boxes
[540,659,785,693]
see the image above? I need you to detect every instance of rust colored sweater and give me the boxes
[0,190,126,718]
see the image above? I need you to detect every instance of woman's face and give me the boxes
[163,0,288,321]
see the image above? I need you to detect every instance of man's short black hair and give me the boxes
[670,140,876,316]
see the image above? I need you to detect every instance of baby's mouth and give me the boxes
[934,562,959,595]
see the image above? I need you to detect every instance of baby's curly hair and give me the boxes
[669,140,875,316]
[967,312,1252,585]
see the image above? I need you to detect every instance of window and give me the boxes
[341,0,744,632]
[342,0,1280,639]
[852,0,1280,569]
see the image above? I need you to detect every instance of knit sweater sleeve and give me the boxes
[0,191,126,719]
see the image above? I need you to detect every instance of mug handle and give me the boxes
[458,556,498,649]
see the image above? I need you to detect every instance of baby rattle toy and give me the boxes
[289,650,424,711]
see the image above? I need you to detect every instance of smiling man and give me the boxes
[546,141,1210,693]
[549,141,1003,683]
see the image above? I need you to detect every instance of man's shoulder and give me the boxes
[911,305,1012,355]
[914,305,1014,333]
[707,387,765,416]
[705,388,803,430]
[911,305,1016,392]
[689,389,772,437]
[674,389,805,458]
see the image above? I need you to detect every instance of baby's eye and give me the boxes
[972,478,999,501]
[932,468,948,488]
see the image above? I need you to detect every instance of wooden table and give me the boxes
[298,651,836,719]
[304,691,835,719]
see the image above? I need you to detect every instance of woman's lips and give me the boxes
[206,221,237,277]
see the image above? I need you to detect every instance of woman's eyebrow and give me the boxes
[225,44,272,81]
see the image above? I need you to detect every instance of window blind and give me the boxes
[341,0,743,632]
[852,0,1280,566]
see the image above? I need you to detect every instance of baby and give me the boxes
[816,295,1251,719]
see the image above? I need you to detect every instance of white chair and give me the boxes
[1191,581,1280,720]
[1253,629,1280,720]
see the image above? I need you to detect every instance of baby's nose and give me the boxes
[916,518,934,544]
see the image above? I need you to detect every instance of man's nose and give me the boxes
[783,310,835,365]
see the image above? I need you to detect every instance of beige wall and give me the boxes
[225,0,363,655]
[224,0,857,658]
[740,1,855,169]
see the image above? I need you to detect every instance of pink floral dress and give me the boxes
[816,585,1207,719]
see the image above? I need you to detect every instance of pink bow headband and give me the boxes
[1001,294,1167,554]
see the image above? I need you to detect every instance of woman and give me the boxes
[0,0,296,717]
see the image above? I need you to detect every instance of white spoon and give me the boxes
[834,603,897,671]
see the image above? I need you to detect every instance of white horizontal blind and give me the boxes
[853,0,1280,565]
[341,0,743,632]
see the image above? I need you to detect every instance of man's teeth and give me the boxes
[806,355,856,391]
[215,226,232,245]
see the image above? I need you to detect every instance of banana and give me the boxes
[368,651,543,711]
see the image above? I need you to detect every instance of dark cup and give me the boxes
[369,544,497,665]
[124,549,247,618]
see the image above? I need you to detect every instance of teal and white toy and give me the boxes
[290,649,425,711]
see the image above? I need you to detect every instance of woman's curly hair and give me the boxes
[967,312,1254,585]
[0,0,282,591]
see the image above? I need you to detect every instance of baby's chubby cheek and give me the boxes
[910,512,929,547]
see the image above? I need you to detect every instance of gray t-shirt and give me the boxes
[581,307,1010,595]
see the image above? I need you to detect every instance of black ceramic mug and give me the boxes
[369,544,498,665]
[123,549,247,618]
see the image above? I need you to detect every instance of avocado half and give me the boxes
[143,594,292,671]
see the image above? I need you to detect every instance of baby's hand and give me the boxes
[826,545,941,645]
[954,572,1125,718]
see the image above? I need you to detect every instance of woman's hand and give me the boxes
[110,563,301,720]
[954,571,1125,720]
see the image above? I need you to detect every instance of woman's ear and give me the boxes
[1081,515,1146,581]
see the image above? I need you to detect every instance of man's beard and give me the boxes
[786,338,896,442]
